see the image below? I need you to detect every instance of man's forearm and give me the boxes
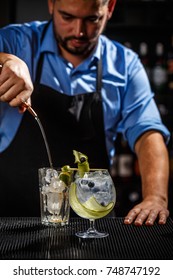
[135,130,169,205]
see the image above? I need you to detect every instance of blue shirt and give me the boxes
[0,20,170,159]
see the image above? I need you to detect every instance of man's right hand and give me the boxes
[0,53,33,112]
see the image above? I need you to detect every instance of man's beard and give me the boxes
[56,34,94,56]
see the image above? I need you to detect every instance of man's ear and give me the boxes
[48,0,54,15]
[107,0,117,20]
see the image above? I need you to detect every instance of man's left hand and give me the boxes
[124,199,169,226]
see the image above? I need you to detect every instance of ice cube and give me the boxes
[76,178,93,203]
[47,192,62,214]
[49,178,66,193]
[45,168,59,184]
[93,191,112,206]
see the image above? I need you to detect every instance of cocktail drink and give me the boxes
[39,168,72,226]
[69,169,116,238]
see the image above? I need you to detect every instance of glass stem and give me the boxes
[88,219,96,233]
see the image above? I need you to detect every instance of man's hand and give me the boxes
[0,54,33,111]
[124,198,169,226]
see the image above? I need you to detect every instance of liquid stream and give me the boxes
[23,102,53,168]
[36,117,53,169]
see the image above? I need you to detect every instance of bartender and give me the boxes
[0,0,170,225]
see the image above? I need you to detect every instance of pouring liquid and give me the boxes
[22,102,53,168]
[36,117,53,168]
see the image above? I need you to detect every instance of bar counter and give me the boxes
[0,217,173,260]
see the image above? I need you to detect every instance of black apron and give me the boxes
[0,41,109,218]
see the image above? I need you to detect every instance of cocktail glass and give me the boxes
[69,169,116,238]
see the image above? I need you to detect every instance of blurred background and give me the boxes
[0,0,173,218]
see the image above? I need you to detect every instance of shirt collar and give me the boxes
[41,21,59,54]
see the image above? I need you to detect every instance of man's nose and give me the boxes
[74,19,86,37]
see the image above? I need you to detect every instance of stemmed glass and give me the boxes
[69,169,116,238]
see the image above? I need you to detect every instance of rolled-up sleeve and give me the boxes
[118,56,170,151]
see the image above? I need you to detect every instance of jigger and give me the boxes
[22,101,38,118]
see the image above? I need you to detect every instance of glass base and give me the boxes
[75,229,109,239]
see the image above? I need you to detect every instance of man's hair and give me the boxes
[55,0,110,3]
[54,0,111,6]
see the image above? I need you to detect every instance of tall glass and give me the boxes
[39,168,73,226]
[69,169,116,238]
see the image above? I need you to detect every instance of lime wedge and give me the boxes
[69,183,114,219]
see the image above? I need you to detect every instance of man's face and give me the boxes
[48,0,113,58]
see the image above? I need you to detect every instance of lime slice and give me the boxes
[69,183,114,219]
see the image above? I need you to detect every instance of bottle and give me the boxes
[167,35,173,94]
[110,134,135,217]
[139,42,151,80]
[118,136,134,180]
[110,134,134,182]
[152,42,168,95]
